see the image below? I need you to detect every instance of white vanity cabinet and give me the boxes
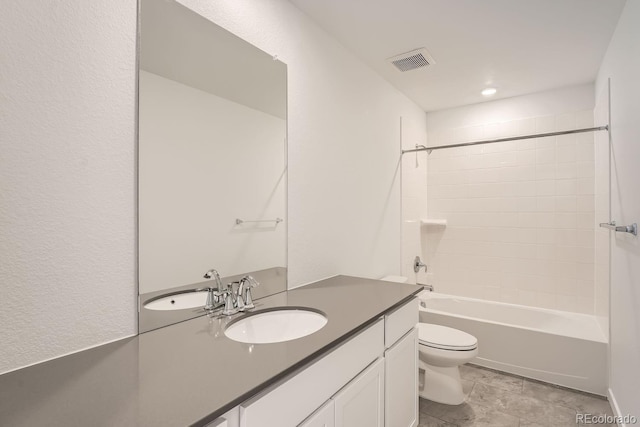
[333,357,385,427]
[240,320,385,427]
[226,297,417,427]
[384,328,418,427]
[384,299,419,427]
[299,400,335,427]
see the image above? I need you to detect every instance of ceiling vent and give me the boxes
[388,48,435,72]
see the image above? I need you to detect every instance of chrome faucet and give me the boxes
[239,275,259,309]
[413,256,427,273]
[202,268,226,312]
[201,270,261,316]
[203,269,223,289]
[219,282,239,316]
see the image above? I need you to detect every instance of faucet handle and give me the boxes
[413,256,427,273]
[197,286,217,311]
[243,275,260,288]
[232,281,246,312]
[219,285,238,316]
[240,275,260,309]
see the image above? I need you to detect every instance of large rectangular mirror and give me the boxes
[138,0,287,332]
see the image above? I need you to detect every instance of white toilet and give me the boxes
[380,275,478,405]
[418,323,478,405]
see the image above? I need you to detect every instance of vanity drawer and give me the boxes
[205,406,240,427]
[384,297,418,348]
[240,319,384,427]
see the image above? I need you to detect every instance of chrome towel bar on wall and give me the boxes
[235,218,283,225]
[599,221,638,236]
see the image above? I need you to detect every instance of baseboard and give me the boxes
[608,388,625,427]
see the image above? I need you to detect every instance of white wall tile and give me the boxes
[535,116,556,133]
[536,164,556,180]
[577,195,595,212]
[577,177,595,195]
[556,112,576,131]
[556,162,577,179]
[517,197,537,212]
[536,196,556,212]
[576,212,595,229]
[576,139,595,161]
[423,100,596,314]
[556,229,578,245]
[556,196,577,212]
[536,148,556,164]
[536,180,556,196]
[577,161,595,178]
[556,179,577,196]
[557,144,578,163]
[516,150,536,165]
[536,137,556,150]
[575,110,594,128]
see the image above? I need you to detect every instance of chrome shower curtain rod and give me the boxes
[401,125,609,154]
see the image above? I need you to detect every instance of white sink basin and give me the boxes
[144,290,208,311]
[225,308,328,344]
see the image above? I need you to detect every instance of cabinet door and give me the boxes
[385,328,418,427]
[298,400,335,427]
[241,320,384,427]
[333,357,384,427]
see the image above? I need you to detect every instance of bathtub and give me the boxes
[418,292,608,395]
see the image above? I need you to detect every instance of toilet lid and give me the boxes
[418,324,477,351]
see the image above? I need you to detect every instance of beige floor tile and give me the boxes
[469,382,576,426]
[522,380,613,416]
[418,413,457,427]
[420,398,519,427]
[459,364,523,394]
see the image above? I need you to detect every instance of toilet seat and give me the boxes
[418,324,477,351]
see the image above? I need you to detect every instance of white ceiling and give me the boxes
[289,0,626,112]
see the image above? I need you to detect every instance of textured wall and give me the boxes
[0,0,425,374]
[595,0,640,418]
[0,1,138,374]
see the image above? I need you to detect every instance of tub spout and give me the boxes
[420,283,434,292]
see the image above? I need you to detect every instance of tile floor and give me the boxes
[419,364,615,427]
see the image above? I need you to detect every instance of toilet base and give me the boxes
[419,361,465,405]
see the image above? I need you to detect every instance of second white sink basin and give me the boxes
[225,308,328,344]
[144,290,208,311]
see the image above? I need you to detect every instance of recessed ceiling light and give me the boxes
[481,87,497,97]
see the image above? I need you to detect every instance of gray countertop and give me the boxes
[0,276,421,427]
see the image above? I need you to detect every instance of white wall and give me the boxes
[0,1,138,375]
[0,0,426,374]
[422,86,599,313]
[595,0,640,419]
[139,71,286,293]
[175,0,427,288]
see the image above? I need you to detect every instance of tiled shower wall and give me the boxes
[424,110,598,314]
